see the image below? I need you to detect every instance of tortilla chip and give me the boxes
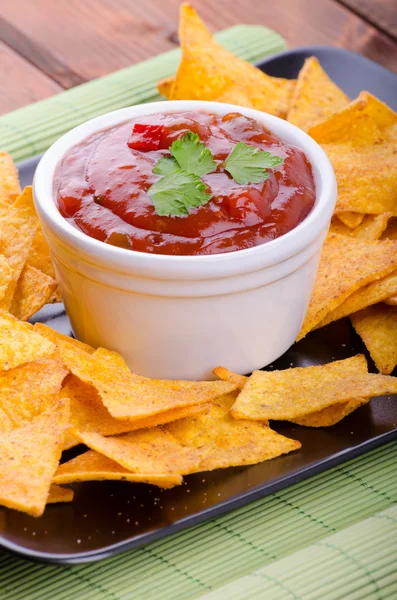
[0,187,39,310]
[157,76,174,99]
[0,152,20,204]
[61,374,210,450]
[309,93,397,215]
[351,304,397,375]
[0,358,68,433]
[10,265,57,321]
[53,450,181,489]
[47,485,74,504]
[212,366,247,388]
[384,295,397,306]
[318,270,397,328]
[287,57,349,131]
[0,311,56,371]
[381,218,397,240]
[330,214,390,241]
[33,322,95,354]
[0,399,69,517]
[33,337,236,420]
[0,256,14,303]
[27,227,56,279]
[165,393,300,470]
[71,428,204,475]
[336,212,365,229]
[171,3,293,117]
[230,357,397,421]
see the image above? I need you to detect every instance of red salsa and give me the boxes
[54,111,316,255]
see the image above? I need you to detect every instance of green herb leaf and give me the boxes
[152,156,180,177]
[223,142,284,185]
[170,131,216,177]
[148,168,211,217]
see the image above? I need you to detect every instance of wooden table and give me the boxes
[0,0,396,115]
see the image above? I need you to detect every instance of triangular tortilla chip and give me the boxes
[385,295,397,306]
[317,270,397,329]
[26,227,55,279]
[287,57,349,131]
[157,76,174,99]
[329,214,390,241]
[0,152,20,204]
[61,374,210,450]
[351,304,397,375]
[71,428,204,475]
[32,335,236,420]
[298,234,397,339]
[165,393,301,470]
[0,256,13,303]
[309,93,397,215]
[0,186,39,309]
[230,358,397,421]
[33,322,95,354]
[0,358,68,432]
[0,311,56,371]
[171,3,293,117]
[53,450,181,489]
[47,485,74,504]
[336,212,364,229]
[0,399,69,517]
[10,264,57,321]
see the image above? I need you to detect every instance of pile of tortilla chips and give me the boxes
[0,154,61,320]
[161,4,397,375]
[2,309,397,517]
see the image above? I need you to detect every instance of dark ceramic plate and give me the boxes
[1,46,397,565]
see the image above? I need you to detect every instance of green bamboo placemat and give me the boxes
[0,24,396,600]
[1,442,396,599]
[0,24,286,162]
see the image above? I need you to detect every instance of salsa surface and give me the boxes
[55,111,316,255]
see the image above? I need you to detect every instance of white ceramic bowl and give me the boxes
[33,100,336,380]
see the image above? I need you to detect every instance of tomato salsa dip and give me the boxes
[54,110,316,256]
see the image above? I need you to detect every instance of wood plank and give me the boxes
[0,40,61,116]
[338,0,397,41]
[0,0,396,87]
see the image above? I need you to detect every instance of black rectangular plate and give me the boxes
[1,46,397,565]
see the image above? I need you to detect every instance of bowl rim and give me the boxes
[33,100,337,278]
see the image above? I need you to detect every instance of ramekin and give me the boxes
[33,100,336,380]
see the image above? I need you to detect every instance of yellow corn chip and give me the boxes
[157,76,174,99]
[318,270,397,328]
[33,322,95,354]
[53,450,181,489]
[0,358,68,433]
[0,311,56,371]
[385,295,397,306]
[165,393,300,470]
[351,304,397,375]
[10,265,57,321]
[61,374,210,450]
[0,399,70,517]
[27,227,56,279]
[171,3,293,117]
[329,214,390,241]
[71,428,204,475]
[0,256,13,303]
[381,218,397,240]
[214,357,369,427]
[0,152,20,204]
[0,186,39,310]
[309,93,397,215]
[336,212,365,229]
[231,358,397,421]
[47,485,74,504]
[33,337,236,420]
[298,234,397,340]
[287,57,349,131]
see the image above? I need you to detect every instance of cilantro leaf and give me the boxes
[148,168,211,217]
[153,156,180,177]
[223,142,284,185]
[170,131,216,177]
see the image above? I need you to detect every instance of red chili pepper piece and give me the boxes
[127,124,164,151]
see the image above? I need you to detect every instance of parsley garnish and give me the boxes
[148,130,283,217]
[223,142,284,185]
